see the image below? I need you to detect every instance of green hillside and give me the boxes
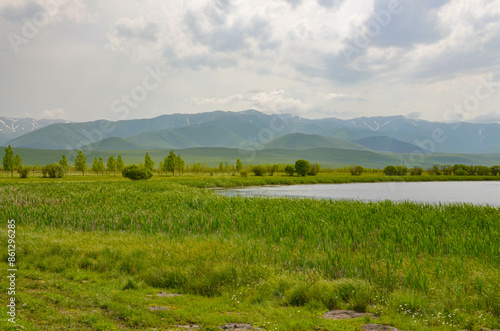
[82,137,145,151]
[264,133,368,150]
[8,147,500,169]
[354,136,426,153]
[127,125,250,149]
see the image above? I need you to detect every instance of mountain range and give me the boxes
[2,110,500,154]
[0,117,69,146]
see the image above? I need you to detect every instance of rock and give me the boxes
[219,323,262,330]
[362,324,400,331]
[321,310,376,320]
[148,306,172,311]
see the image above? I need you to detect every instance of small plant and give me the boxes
[251,165,267,176]
[42,163,64,178]
[349,165,364,176]
[122,278,139,290]
[384,165,398,176]
[122,165,153,180]
[18,165,32,178]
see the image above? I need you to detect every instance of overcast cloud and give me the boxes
[0,0,499,123]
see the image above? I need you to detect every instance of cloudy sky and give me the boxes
[0,0,500,123]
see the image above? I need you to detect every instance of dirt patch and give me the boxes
[219,323,263,330]
[321,310,376,320]
[158,292,183,298]
[148,306,172,311]
[362,324,399,330]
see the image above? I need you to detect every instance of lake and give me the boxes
[217,181,500,206]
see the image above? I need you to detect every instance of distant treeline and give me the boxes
[2,145,499,179]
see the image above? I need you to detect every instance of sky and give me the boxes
[0,0,500,123]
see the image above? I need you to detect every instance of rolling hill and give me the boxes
[264,133,368,150]
[354,136,427,153]
[82,137,145,151]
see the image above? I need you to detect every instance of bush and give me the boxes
[251,165,267,176]
[295,159,310,177]
[284,165,295,176]
[122,165,153,180]
[349,165,364,176]
[409,166,423,176]
[308,163,320,176]
[240,170,248,177]
[42,164,64,178]
[396,165,408,176]
[454,169,469,176]
[492,166,500,176]
[18,165,32,178]
[383,165,398,176]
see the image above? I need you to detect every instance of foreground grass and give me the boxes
[0,180,499,330]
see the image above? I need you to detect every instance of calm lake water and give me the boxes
[218,181,500,206]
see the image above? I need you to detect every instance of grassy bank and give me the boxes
[0,180,499,330]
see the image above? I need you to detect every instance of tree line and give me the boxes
[3,145,500,179]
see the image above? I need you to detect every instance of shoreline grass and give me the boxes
[1,179,499,330]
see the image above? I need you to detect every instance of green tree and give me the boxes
[491,166,500,176]
[92,157,100,175]
[59,154,69,174]
[116,155,125,173]
[18,165,32,178]
[2,145,14,177]
[285,165,295,176]
[175,155,185,175]
[384,165,398,176]
[98,157,105,175]
[163,150,177,176]
[295,159,310,177]
[236,159,243,172]
[144,152,154,171]
[74,150,87,176]
[107,156,117,176]
[266,164,277,176]
[219,162,224,174]
[349,165,364,176]
[13,154,22,172]
[251,165,267,176]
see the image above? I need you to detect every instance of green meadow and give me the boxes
[0,175,499,330]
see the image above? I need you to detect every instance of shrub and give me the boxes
[383,165,398,176]
[396,165,408,176]
[428,165,442,176]
[42,164,64,178]
[409,166,423,176]
[240,170,248,177]
[308,163,321,176]
[251,165,267,176]
[122,165,153,180]
[295,159,310,177]
[349,165,364,176]
[284,165,295,176]
[454,169,469,176]
[18,165,32,178]
[492,166,500,176]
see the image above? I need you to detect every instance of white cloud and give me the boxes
[42,108,66,119]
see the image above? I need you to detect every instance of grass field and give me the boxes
[0,175,499,330]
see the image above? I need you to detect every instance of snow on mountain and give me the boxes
[0,116,69,146]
